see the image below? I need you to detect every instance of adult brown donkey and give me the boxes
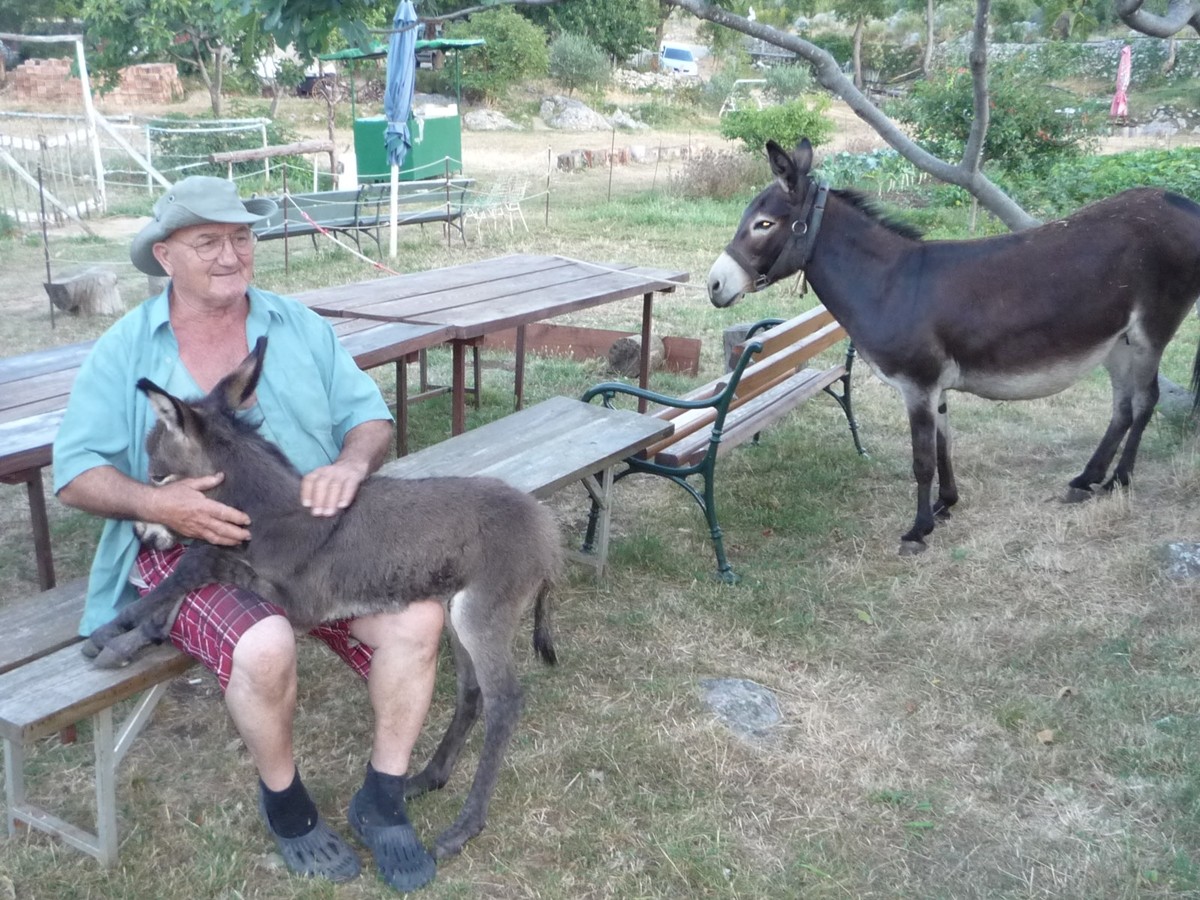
[83,337,563,860]
[708,138,1200,554]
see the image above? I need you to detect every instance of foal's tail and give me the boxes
[532,580,558,666]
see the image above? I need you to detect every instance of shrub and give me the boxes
[887,63,1096,179]
[763,64,813,104]
[444,8,549,102]
[719,96,833,154]
[548,32,610,97]
[700,69,740,114]
[668,148,768,200]
[816,148,925,195]
[1030,148,1200,216]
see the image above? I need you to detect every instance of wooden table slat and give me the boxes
[379,396,673,497]
[0,341,94,386]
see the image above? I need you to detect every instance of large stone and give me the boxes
[699,677,782,741]
[1165,542,1200,579]
[463,109,520,132]
[539,96,610,131]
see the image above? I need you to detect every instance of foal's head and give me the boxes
[138,336,287,488]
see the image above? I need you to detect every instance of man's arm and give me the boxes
[300,418,394,517]
[59,466,252,545]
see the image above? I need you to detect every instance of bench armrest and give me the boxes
[744,317,786,341]
[581,337,765,412]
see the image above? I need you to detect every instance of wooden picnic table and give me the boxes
[299,253,690,435]
[0,319,452,592]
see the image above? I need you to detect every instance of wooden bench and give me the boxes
[0,395,671,866]
[252,178,473,251]
[581,305,867,582]
[0,578,194,866]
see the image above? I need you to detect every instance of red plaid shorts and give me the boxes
[134,544,373,691]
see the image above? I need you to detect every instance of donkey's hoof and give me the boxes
[898,540,928,556]
[80,638,101,659]
[1062,486,1095,504]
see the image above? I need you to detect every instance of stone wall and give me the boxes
[10,58,183,107]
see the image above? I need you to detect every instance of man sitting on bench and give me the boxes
[52,175,442,893]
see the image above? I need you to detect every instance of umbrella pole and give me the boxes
[389,163,399,259]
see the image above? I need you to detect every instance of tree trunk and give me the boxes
[1162,36,1177,74]
[608,334,665,377]
[923,0,935,76]
[44,267,123,316]
[852,18,864,90]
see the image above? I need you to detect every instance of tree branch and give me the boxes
[1115,0,1200,37]
[962,0,990,172]
[664,0,1038,230]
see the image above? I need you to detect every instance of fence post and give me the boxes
[73,37,107,213]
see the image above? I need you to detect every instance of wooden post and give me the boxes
[607,128,615,202]
[73,37,106,213]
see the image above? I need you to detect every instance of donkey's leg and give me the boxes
[405,620,483,800]
[432,587,525,859]
[1103,360,1162,492]
[932,393,958,519]
[1066,347,1148,500]
[899,387,940,554]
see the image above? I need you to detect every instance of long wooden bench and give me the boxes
[0,578,194,866]
[581,305,867,582]
[252,177,473,251]
[0,395,671,866]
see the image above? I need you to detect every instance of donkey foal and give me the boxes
[83,337,563,860]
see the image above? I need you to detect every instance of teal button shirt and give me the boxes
[52,286,393,635]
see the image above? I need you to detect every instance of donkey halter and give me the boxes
[724,176,829,290]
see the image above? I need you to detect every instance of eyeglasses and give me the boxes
[173,229,257,260]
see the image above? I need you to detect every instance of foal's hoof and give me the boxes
[898,540,928,557]
[92,646,133,669]
[1062,486,1095,504]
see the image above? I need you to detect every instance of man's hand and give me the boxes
[152,473,252,545]
[301,459,369,517]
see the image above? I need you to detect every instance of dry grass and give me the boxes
[2,95,1200,899]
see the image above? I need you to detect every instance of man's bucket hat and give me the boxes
[131,176,277,277]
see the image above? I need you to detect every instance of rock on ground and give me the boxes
[463,109,520,131]
[539,96,611,131]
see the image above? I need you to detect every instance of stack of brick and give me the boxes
[11,58,183,107]
[108,63,184,106]
[10,58,79,105]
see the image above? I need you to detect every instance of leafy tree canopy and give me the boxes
[525,0,657,61]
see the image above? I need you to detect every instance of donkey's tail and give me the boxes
[1192,334,1200,416]
[532,580,557,666]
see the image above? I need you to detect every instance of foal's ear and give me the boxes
[138,378,192,434]
[215,336,267,411]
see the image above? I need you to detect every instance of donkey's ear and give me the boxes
[138,378,191,434]
[216,336,267,410]
[766,140,800,193]
[793,138,814,175]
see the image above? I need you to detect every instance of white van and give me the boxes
[659,44,699,77]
